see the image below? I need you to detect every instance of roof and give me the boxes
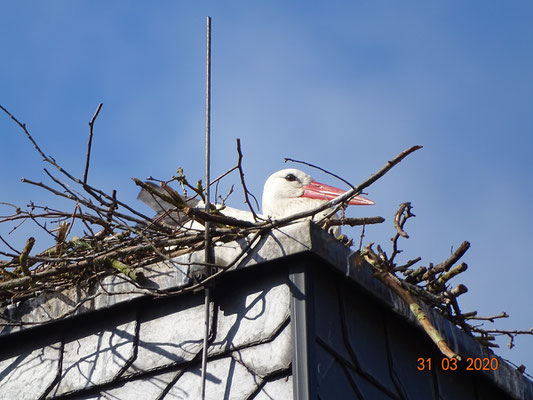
[1,221,532,399]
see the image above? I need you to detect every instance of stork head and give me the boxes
[262,168,373,218]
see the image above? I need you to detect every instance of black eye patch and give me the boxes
[285,173,297,182]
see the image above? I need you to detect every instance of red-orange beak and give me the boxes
[302,181,374,205]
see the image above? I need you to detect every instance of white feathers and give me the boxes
[262,168,328,219]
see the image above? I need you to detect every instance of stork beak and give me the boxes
[302,181,374,205]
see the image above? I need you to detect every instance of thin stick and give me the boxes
[22,177,147,227]
[284,157,355,189]
[210,165,238,186]
[267,145,423,228]
[434,241,470,274]
[236,139,260,221]
[357,247,461,360]
[201,16,212,400]
[0,234,21,255]
[1,104,155,223]
[325,216,385,227]
[84,103,103,184]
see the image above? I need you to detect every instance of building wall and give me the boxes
[1,222,532,399]
[309,262,512,400]
[0,266,293,399]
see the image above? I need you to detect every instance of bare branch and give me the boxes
[236,139,261,221]
[325,216,385,227]
[84,103,103,184]
[284,157,355,189]
[267,145,423,228]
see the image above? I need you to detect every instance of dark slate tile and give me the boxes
[340,283,400,397]
[386,314,437,400]
[474,372,521,400]
[313,271,351,364]
[347,369,398,400]
[435,364,477,400]
[316,343,361,400]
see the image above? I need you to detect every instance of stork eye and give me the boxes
[284,173,297,182]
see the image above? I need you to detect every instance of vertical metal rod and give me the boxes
[204,18,212,215]
[201,16,212,400]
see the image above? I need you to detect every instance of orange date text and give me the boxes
[417,357,498,371]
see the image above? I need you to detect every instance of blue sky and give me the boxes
[1,2,532,370]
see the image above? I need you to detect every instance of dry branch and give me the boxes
[325,216,385,227]
[84,103,103,184]
[355,246,461,360]
[1,104,530,362]
[267,145,422,229]
[236,139,261,221]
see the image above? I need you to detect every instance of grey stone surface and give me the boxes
[51,318,137,396]
[0,223,309,338]
[252,376,293,400]
[78,370,180,400]
[127,297,206,375]
[167,356,262,399]
[232,323,292,378]
[210,281,290,356]
[0,341,61,400]
[1,221,533,399]
[2,287,93,336]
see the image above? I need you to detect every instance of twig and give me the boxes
[393,202,412,239]
[0,234,21,255]
[466,312,509,322]
[358,225,366,252]
[325,216,385,227]
[105,258,143,281]
[470,328,533,349]
[210,165,238,186]
[355,246,461,360]
[395,257,422,272]
[433,241,470,274]
[19,237,35,276]
[284,158,355,189]
[236,139,260,221]
[265,145,423,228]
[437,262,467,285]
[2,104,156,224]
[84,103,103,184]
[388,202,415,265]
[22,177,147,227]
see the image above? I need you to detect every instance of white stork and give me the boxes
[138,168,373,229]
[262,168,373,220]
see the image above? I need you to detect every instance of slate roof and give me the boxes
[0,221,532,399]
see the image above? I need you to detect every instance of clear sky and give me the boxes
[1,2,532,372]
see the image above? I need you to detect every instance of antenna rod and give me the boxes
[201,16,212,400]
[204,17,212,215]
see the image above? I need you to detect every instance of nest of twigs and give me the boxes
[0,104,531,373]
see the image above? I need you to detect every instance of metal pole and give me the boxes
[204,17,212,215]
[201,16,212,400]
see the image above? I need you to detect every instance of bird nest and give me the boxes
[0,105,531,371]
